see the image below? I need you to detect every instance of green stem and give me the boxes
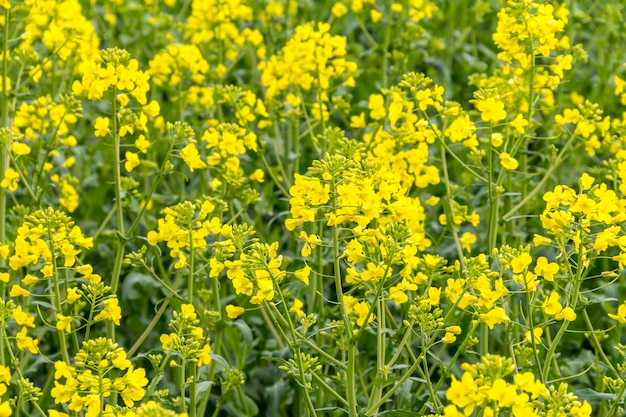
[381,11,392,89]
[420,331,440,410]
[126,138,175,236]
[438,139,467,270]
[542,238,584,382]
[108,93,126,343]
[49,251,70,364]
[606,378,626,417]
[347,344,358,417]
[581,309,620,379]
[127,272,184,357]
[502,130,578,221]
[188,223,195,302]
[328,174,357,417]
[365,351,426,416]
[370,296,385,414]
[180,358,187,414]
[1,7,10,253]
[311,372,348,407]
[524,289,544,382]
[270,279,317,417]
[189,363,197,417]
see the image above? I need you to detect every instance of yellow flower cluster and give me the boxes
[223,240,285,305]
[4,208,92,272]
[51,338,149,414]
[148,44,210,87]
[147,199,223,269]
[184,0,264,63]
[1,209,123,342]
[160,304,212,368]
[443,354,592,417]
[540,173,626,259]
[259,21,357,100]
[20,0,99,64]
[493,2,570,69]
[72,48,150,105]
[202,122,259,170]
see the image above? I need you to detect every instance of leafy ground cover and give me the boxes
[1,0,626,416]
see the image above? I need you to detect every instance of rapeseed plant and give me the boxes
[1,0,626,415]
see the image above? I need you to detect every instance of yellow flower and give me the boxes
[299,231,322,257]
[361,262,385,281]
[499,152,519,170]
[142,100,160,117]
[125,152,140,172]
[555,307,576,321]
[476,97,506,123]
[160,333,178,350]
[479,307,510,329]
[119,366,149,407]
[94,297,122,325]
[459,232,476,252]
[13,305,35,328]
[354,301,374,326]
[225,304,245,319]
[524,328,543,344]
[294,265,311,285]
[16,327,39,354]
[368,94,386,120]
[197,344,212,367]
[94,117,110,137]
[331,2,348,17]
[0,401,10,417]
[9,285,30,297]
[135,134,151,153]
[425,287,441,306]
[510,114,529,133]
[542,292,563,316]
[180,304,197,320]
[0,168,19,191]
[608,301,626,324]
[180,143,207,172]
[511,252,532,274]
[491,132,503,147]
[442,326,462,344]
[67,287,81,304]
[534,256,559,281]
[289,298,305,317]
[249,168,265,183]
[56,314,72,332]
[11,142,31,156]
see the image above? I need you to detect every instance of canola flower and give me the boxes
[1,0,626,416]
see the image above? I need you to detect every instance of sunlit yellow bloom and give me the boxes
[56,314,72,332]
[0,168,19,191]
[499,152,519,170]
[225,305,245,319]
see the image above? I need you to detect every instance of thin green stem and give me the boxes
[438,140,467,271]
[542,238,584,382]
[188,223,195,302]
[502,130,578,221]
[189,362,197,417]
[524,288,544,382]
[269,273,317,417]
[180,358,187,414]
[347,344,358,417]
[365,350,426,416]
[1,7,10,256]
[127,272,184,357]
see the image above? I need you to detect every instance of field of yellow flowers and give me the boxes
[2,0,626,416]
